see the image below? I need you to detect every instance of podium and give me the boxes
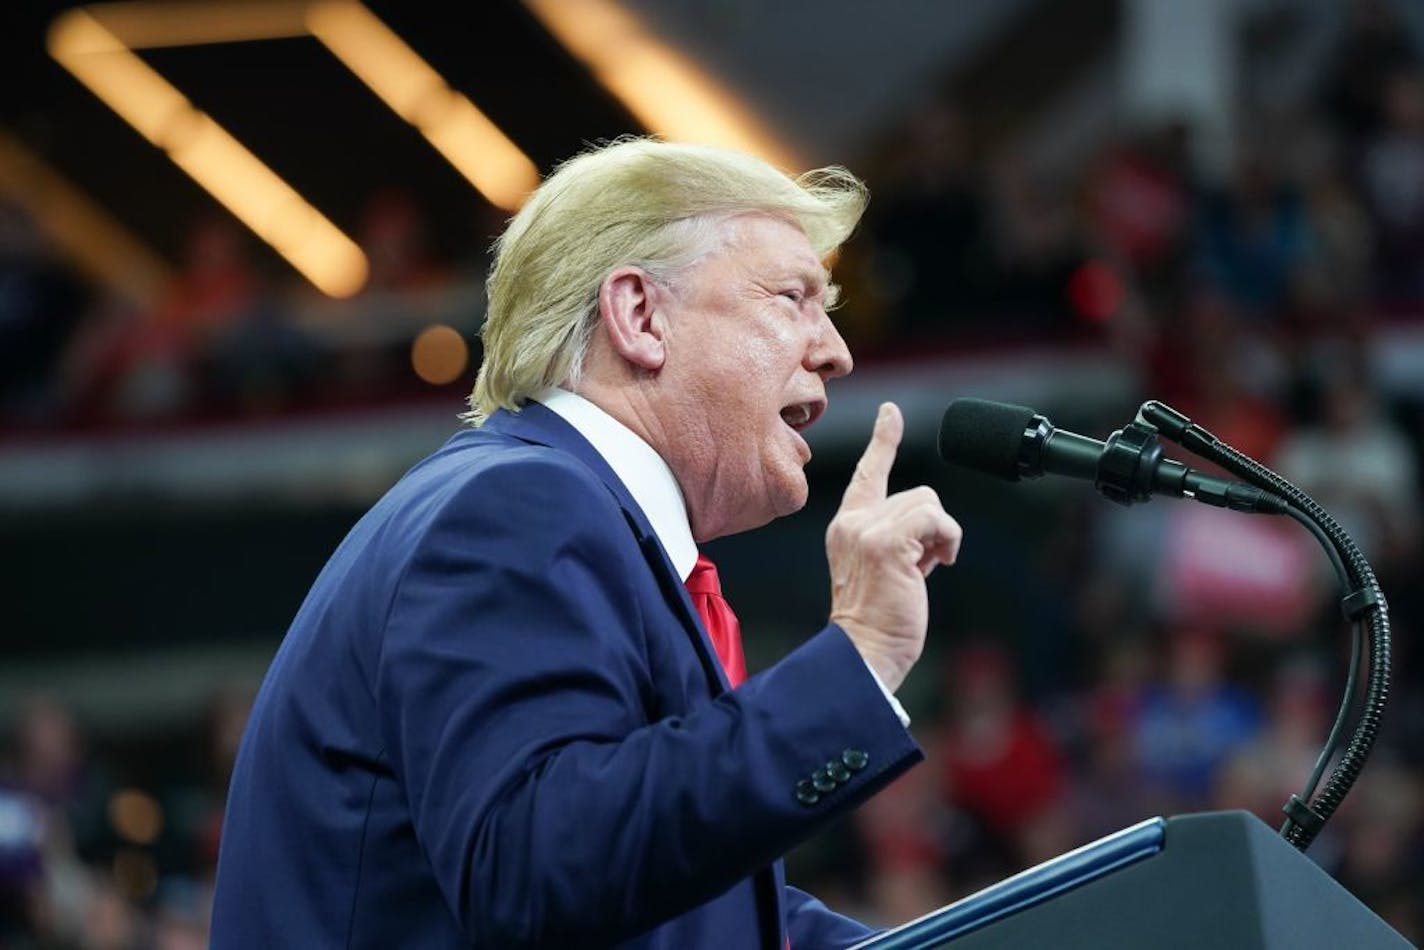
[853,811,1413,949]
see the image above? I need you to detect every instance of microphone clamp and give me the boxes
[1095,419,1169,506]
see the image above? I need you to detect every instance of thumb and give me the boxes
[840,402,903,510]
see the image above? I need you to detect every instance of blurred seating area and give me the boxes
[791,5,1424,935]
[3,1,1424,947]
[5,11,1424,432]
[0,188,490,432]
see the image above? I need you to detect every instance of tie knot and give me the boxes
[683,552,746,688]
[685,553,722,596]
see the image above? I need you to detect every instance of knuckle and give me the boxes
[862,524,890,548]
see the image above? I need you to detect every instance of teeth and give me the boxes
[782,404,811,427]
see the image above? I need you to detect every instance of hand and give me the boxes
[827,402,962,693]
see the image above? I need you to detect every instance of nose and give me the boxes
[806,311,853,379]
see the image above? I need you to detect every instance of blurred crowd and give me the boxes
[4,1,1424,946]
[803,3,1424,940]
[0,689,251,949]
[0,189,488,430]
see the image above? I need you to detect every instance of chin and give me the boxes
[769,471,810,518]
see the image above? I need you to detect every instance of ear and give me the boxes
[598,266,667,372]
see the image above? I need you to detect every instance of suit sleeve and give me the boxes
[375,454,922,947]
[785,885,879,949]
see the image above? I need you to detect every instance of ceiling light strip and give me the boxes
[522,0,802,170]
[48,8,368,297]
[306,0,538,210]
[0,131,174,306]
[87,0,311,49]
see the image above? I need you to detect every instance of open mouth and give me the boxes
[779,399,826,433]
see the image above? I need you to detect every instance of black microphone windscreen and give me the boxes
[938,398,1037,481]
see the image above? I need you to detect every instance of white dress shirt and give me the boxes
[535,387,909,725]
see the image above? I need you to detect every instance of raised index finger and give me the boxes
[841,402,903,510]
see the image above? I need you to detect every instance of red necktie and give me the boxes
[684,553,747,687]
[687,558,789,947]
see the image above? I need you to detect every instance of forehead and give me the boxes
[714,214,827,282]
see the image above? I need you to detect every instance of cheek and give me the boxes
[737,330,802,400]
[706,349,786,417]
[688,319,804,450]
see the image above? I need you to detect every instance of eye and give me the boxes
[778,288,804,305]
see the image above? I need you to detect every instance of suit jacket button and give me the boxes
[795,779,820,806]
[827,760,851,783]
[841,748,869,772]
[812,767,836,793]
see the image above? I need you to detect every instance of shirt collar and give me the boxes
[533,387,698,582]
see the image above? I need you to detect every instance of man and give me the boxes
[212,138,962,948]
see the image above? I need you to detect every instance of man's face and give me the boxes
[655,214,853,541]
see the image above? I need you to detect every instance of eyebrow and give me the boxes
[759,262,839,307]
[785,265,841,309]
[779,265,830,293]
[804,267,841,309]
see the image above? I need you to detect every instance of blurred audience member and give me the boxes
[1,696,113,949]
[61,217,258,422]
[1214,654,1334,820]
[1066,639,1157,841]
[1321,0,1420,142]
[937,643,1072,867]
[165,218,310,416]
[0,786,45,946]
[1132,627,1263,811]
[857,100,991,346]
[984,160,1087,335]
[11,698,83,816]
[1299,142,1376,310]
[1196,152,1314,319]
[152,877,210,950]
[11,697,112,867]
[1145,287,1287,463]
[1274,362,1419,565]
[58,216,322,422]
[0,202,90,424]
[852,764,953,924]
[1086,121,1195,313]
[79,874,145,950]
[1333,759,1424,943]
[1360,69,1424,305]
[149,217,257,335]
[358,190,450,295]
[56,297,172,423]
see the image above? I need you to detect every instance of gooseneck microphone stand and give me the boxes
[1132,400,1390,852]
[859,398,1407,949]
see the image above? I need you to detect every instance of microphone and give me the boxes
[937,398,1287,513]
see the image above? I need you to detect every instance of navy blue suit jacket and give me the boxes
[212,402,923,948]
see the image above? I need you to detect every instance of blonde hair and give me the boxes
[464,137,868,425]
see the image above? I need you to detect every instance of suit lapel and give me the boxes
[483,404,780,945]
[480,404,733,694]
